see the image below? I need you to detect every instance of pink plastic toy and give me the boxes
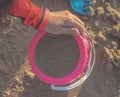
[28,31,90,85]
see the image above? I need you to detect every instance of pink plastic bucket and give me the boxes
[28,31,90,85]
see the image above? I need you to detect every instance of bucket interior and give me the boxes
[34,34,80,78]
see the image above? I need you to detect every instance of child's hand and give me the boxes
[45,10,85,35]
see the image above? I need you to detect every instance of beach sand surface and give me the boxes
[0,0,120,97]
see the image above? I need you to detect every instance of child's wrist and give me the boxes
[37,8,50,31]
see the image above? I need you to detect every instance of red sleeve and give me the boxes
[9,0,49,31]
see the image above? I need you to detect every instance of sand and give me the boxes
[0,0,120,97]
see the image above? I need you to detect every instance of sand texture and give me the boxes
[0,0,120,97]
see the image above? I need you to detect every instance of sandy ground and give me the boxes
[0,0,120,97]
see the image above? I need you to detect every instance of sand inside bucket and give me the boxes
[35,34,80,78]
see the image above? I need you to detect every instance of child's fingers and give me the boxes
[72,14,85,26]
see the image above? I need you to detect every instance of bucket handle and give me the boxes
[51,30,96,91]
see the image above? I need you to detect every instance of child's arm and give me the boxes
[9,0,85,35]
[9,0,49,31]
